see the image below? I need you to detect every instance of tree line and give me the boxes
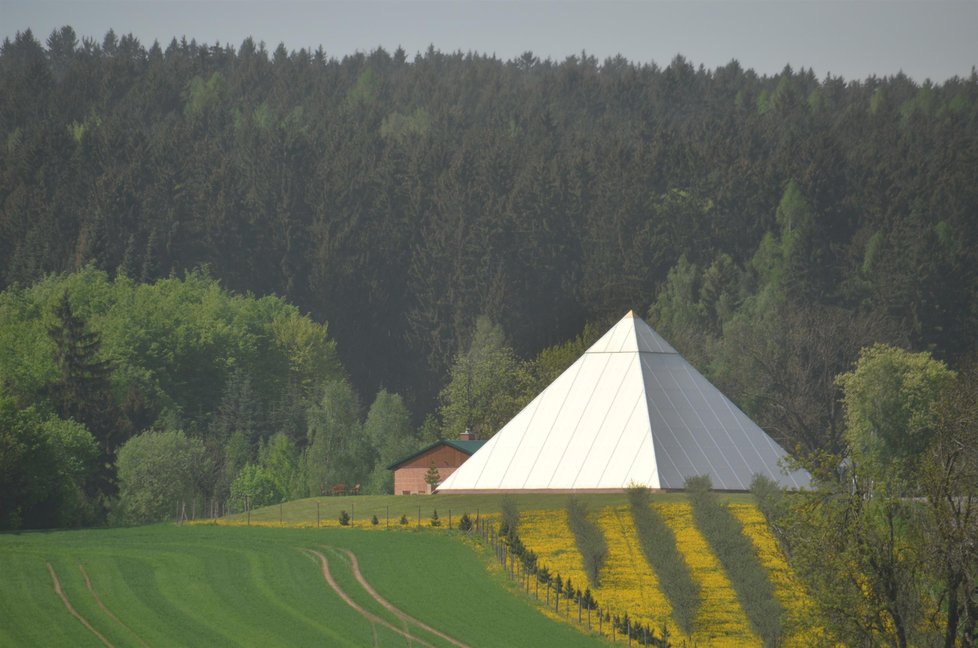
[0,268,426,527]
[2,27,976,423]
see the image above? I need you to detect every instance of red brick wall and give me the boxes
[393,445,471,495]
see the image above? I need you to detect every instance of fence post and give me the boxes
[246,495,250,526]
[316,501,320,528]
[417,505,421,529]
[280,502,283,524]
[352,502,355,525]
[448,509,452,530]
[386,505,389,529]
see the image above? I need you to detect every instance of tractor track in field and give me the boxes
[80,564,151,648]
[47,562,114,648]
[332,547,471,648]
[308,548,473,648]
[306,549,436,647]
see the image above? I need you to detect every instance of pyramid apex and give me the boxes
[625,309,635,318]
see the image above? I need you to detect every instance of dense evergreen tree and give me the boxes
[47,290,124,499]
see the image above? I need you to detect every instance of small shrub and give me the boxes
[338,510,350,526]
[371,514,379,526]
[583,587,597,610]
[566,496,608,586]
[500,494,519,534]
[537,566,551,584]
[628,485,699,635]
[399,513,409,525]
[458,512,472,531]
[750,474,789,544]
[430,509,441,527]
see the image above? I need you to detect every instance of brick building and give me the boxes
[388,435,486,495]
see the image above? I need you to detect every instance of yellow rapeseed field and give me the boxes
[595,506,676,636]
[729,504,823,646]
[520,508,677,640]
[654,502,760,647]
[519,506,680,642]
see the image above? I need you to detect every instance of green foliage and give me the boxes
[686,476,784,647]
[1,379,103,530]
[837,343,955,492]
[229,464,282,509]
[0,267,349,526]
[185,72,227,117]
[380,107,430,142]
[371,514,379,526]
[499,494,519,535]
[776,360,978,646]
[39,416,100,526]
[116,429,210,524]
[338,509,350,526]
[920,363,978,644]
[526,322,602,395]
[399,513,409,525]
[458,512,473,532]
[363,389,417,494]
[783,478,929,646]
[627,486,699,635]
[345,68,379,108]
[748,475,790,544]
[565,496,608,587]
[430,508,441,527]
[258,433,300,501]
[0,398,72,529]
[304,378,366,496]
[647,253,742,370]
[48,289,124,498]
[423,462,441,491]
[439,317,528,439]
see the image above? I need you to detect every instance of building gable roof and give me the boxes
[387,439,488,471]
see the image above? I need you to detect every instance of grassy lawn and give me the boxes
[0,524,609,647]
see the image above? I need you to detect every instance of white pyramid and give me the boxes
[437,311,811,492]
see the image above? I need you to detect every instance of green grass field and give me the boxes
[0,523,609,647]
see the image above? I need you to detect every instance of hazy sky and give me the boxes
[3,1,976,82]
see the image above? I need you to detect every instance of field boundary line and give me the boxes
[331,546,471,648]
[47,562,114,648]
[304,549,438,648]
[80,564,151,648]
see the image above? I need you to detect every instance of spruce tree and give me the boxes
[47,290,124,499]
[424,461,441,492]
